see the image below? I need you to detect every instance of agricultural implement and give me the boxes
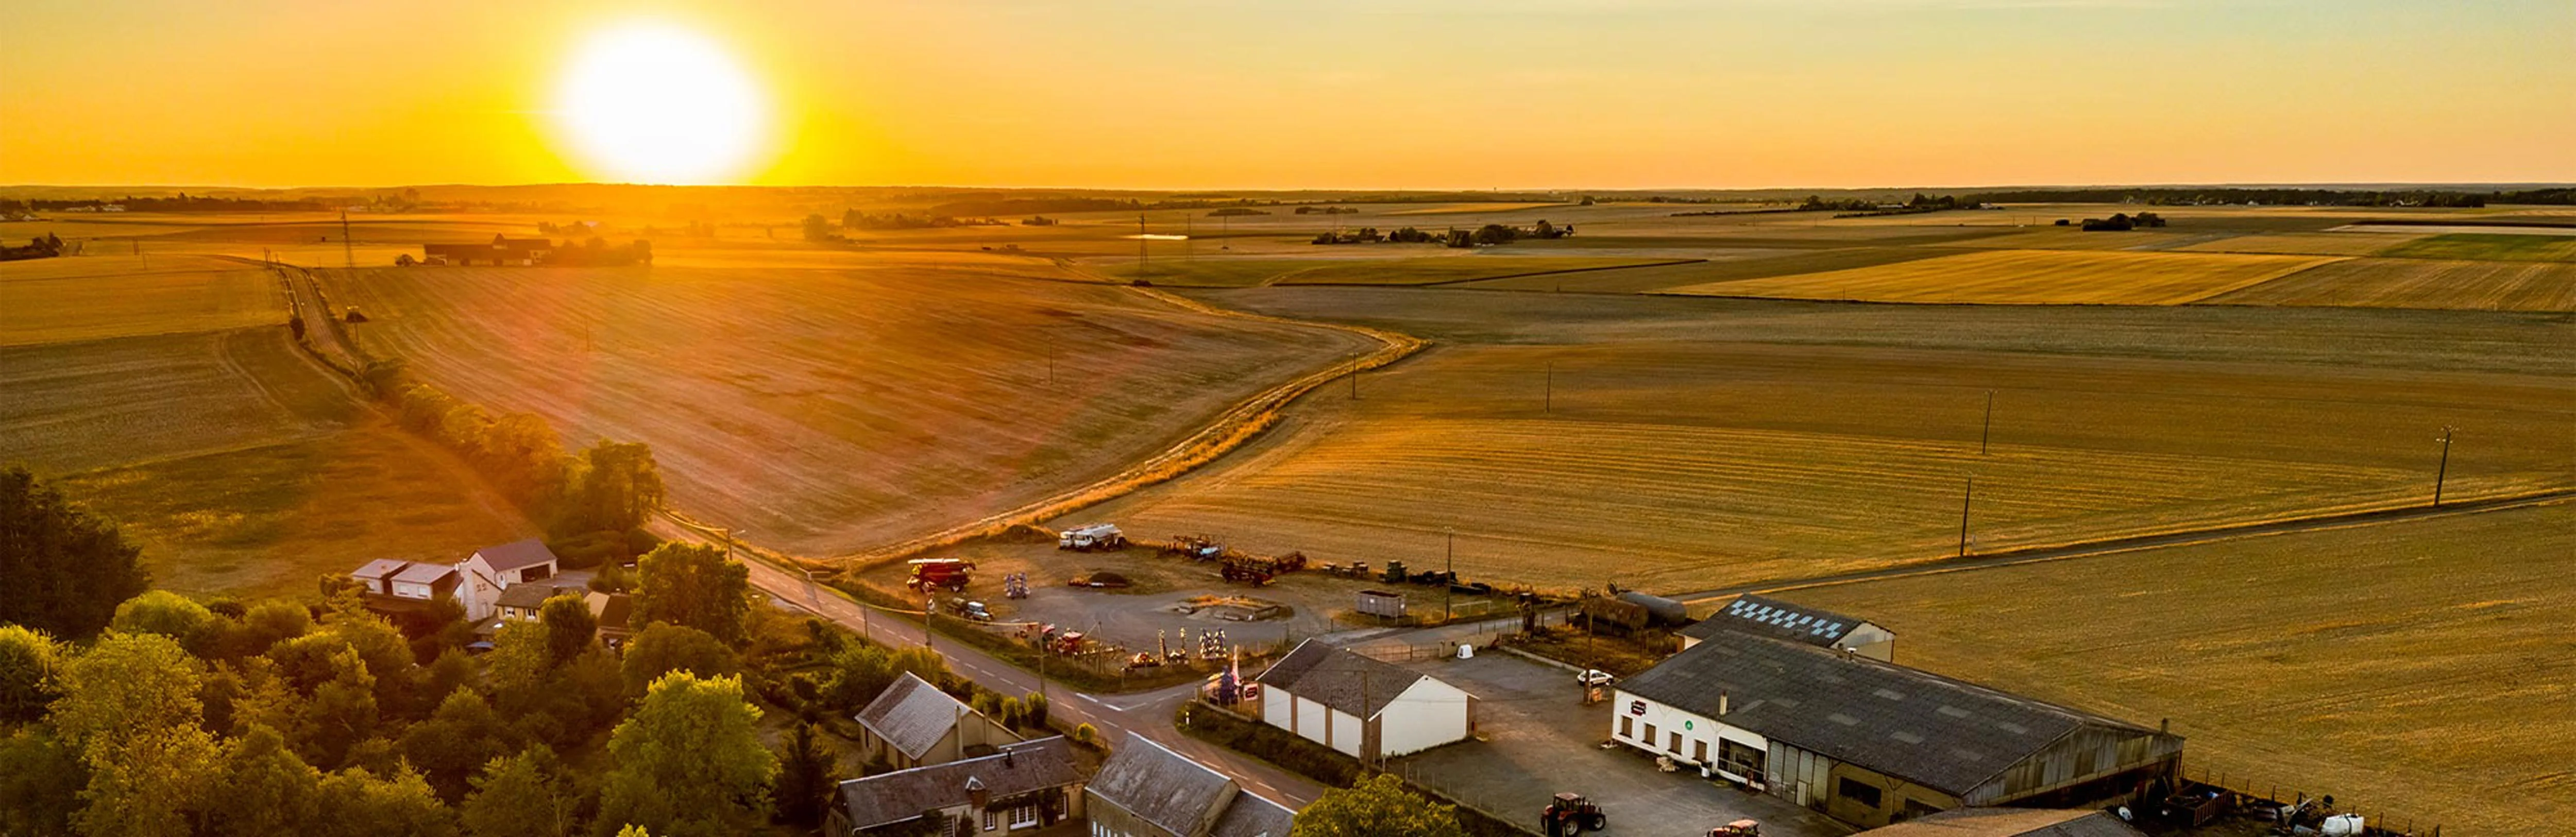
[1221,555,1293,586]
[1057,523,1126,551]
[1708,819,1759,837]
[1166,535,1226,561]
[1540,793,1606,836]
[906,558,975,592]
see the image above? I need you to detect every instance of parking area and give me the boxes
[1384,652,1852,837]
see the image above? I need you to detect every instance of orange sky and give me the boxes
[4,1,2571,189]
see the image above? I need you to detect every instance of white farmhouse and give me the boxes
[454,538,561,621]
[1251,639,1473,762]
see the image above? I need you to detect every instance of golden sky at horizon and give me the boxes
[3,1,2570,189]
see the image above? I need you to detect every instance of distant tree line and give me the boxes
[1313,221,1572,247]
[1960,187,2529,208]
[2,233,66,262]
[379,380,665,541]
[5,194,330,213]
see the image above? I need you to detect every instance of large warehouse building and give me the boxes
[1613,625,2183,829]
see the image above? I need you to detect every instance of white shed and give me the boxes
[1252,639,1473,762]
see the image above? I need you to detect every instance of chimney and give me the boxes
[2159,718,2170,734]
[965,775,988,811]
[1719,691,1731,716]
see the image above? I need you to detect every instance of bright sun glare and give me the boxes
[554,22,767,184]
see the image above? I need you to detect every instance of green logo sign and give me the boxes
[1684,720,1694,730]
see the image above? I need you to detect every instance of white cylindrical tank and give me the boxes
[2320,814,2365,836]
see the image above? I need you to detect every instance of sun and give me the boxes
[553,22,768,184]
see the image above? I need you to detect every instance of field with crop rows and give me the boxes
[1667,248,2341,305]
[322,264,1378,556]
[1792,502,2576,837]
[1074,289,2573,592]
[1,254,282,345]
[2175,232,2431,257]
[2204,259,2576,312]
[2380,233,2576,262]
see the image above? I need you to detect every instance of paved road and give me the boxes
[1667,488,2576,605]
[722,540,1327,807]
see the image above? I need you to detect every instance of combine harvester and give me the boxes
[906,558,975,592]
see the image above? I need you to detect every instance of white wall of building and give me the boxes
[1293,693,1331,750]
[1609,690,1770,783]
[1376,678,1471,758]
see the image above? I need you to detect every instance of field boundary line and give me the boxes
[1674,488,2576,604]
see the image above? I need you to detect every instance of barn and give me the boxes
[1613,627,2182,829]
[1252,639,1473,762]
[1678,594,1896,661]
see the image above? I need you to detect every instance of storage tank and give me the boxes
[1617,591,1691,626]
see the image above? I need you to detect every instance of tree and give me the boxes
[632,543,750,645]
[771,721,840,830]
[313,766,460,837]
[801,213,835,243]
[401,690,520,801]
[540,594,598,666]
[0,727,84,836]
[49,631,203,752]
[299,646,381,770]
[235,599,314,657]
[72,723,222,837]
[1023,691,1049,729]
[596,672,777,837]
[0,624,65,725]
[111,590,220,654]
[0,466,150,638]
[209,725,321,837]
[567,441,665,533]
[620,622,739,697]
[462,748,580,837]
[1290,774,1466,837]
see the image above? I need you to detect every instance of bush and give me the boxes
[1023,692,1049,729]
[1071,723,1099,747]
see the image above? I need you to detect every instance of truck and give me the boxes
[906,558,975,592]
[1057,523,1126,552]
[944,597,993,622]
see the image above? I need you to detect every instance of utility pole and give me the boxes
[1545,362,1554,414]
[1350,371,1358,400]
[1981,390,1995,454]
[2433,426,2456,507]
[341,209,354,270]
[1444,527,1455,623]
[1137,214,1147,279]
[1957,478,1975,557]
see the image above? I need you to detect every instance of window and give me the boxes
[1669,731,1682,753]
[1011,804,1039,828]
[1642,723,1657,745]
[1619,716,1633,738]
[1839,777,1883,809]
[1694,740,1709,764]
[984,810,997,831]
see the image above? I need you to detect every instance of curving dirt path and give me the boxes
[814,284,1426,569]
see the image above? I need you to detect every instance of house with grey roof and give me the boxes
[1252,639,1473,761]
[856,672,1021,770]
[1613,626,2182,829]
[1086,734,1294,837]
[456,538,561,621]
[825,736,1083,836]
[1854,807,2147,837]
[1680,593,1896,661]
[347,559,459,618]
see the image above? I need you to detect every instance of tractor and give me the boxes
[1540,792,1605,836]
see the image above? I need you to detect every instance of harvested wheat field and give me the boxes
[1,254,282,345]
[320,264,1380,556]
[1791,502,2576,837]
[2202,258,2576,311]
[1667,248,2341,305]
[1068,288,2574,593]
[2175,231,2432,257]
[2380,233,2576,262]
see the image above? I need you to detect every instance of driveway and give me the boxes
[1384,652,1851,837]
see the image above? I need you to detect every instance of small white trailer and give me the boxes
[1057,523,1127,551]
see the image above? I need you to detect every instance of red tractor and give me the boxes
[1541,793,1605,836]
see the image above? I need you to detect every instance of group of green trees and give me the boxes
[384,383,665,541]
[0,467,867,837]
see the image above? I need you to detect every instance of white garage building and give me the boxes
[1253,639,1474,762]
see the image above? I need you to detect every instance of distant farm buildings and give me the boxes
[1614,607,2183,830]
[416,233,649,267]
[1679,594,1896,661]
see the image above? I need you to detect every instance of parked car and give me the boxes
[1575,669,1615,688]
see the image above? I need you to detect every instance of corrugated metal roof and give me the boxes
[1252,638,1426,720]
[1856,808,2146,837]
[1620,627,2168,796]
[856,672,974,761]
[1679,594,1867,647]
[472,538,558,573]
[1089,734,1238,835]
[835,737,1080,830]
